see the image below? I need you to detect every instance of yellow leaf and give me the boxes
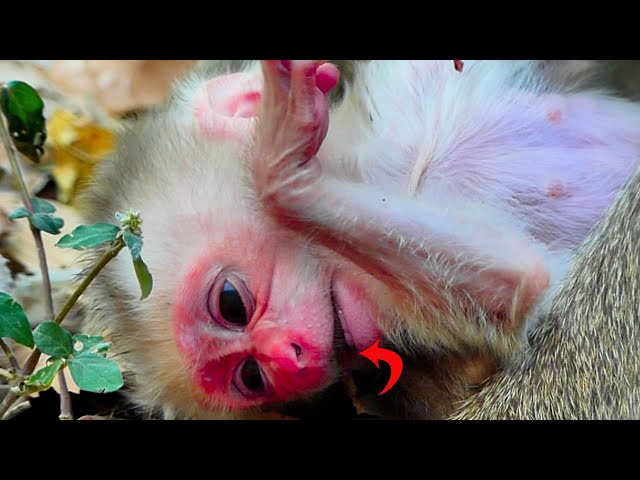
[47,110,116,204]
[47,110,80,147]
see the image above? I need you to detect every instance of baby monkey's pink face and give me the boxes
[172,61,380,411]
[173,229,380,411]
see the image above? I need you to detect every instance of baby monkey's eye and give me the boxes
[220,280,247,326]
[208,276,253,329]
[234,358,268,398]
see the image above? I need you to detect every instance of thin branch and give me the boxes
[54,239,125,325]
[0,386,19,418]
[0,347,39,419]
[0,339,21,373]
[0,367,14,380]
[57,369,73,420]
[0,101,33,211]
[2,399,30,420]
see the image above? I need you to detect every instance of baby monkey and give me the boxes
[82,60,640,419]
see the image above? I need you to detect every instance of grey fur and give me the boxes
[452,163,640,419]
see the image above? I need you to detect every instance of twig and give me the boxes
[57,370,73,420]
[54,239,125,325]
[0,367,14,380]
[2,398,30,420]
[0,361,32,418]
[0,339,22,373]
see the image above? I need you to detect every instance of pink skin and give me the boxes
[172,231,380,410]
[193,72,262,141]
[173,233,327,410]
[193,62,339,142]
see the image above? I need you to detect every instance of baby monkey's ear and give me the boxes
[193,71,262,141]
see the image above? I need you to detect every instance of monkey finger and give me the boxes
[262,60,337,96]
[260,60,292,102]
[288,61,334,157]
[289,60,327,109]
[316,63,340,94]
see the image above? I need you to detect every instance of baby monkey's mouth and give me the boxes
[329,272,366,383]
[329,272,353,350]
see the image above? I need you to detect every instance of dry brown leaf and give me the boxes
[47,109,116,203]
[44,60,196,116]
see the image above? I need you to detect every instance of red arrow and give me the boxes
[358,340,403,395]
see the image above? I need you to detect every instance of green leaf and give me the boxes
[123,231,143,260]
[30,213,64,235]
[133,257,153,300]
[56,223,120,250]
[24,359,64,392]
[0,292,34,348]
[7,198,55,222]
[30,197,56,214]
[8,206,29,220]
[0,81,44,126]
[0,81,47,163]
[33,322,73,358]
[72,334,109,356]
[68,353,124,393]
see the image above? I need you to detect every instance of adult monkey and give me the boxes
[448,162,640,420]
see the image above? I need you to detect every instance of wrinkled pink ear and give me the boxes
[193,72,262,141]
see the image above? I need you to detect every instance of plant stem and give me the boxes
[0,368,14,380]
[0,339,21,373]
[0,384,18,418]
[0,240,126,420]
[57,369,73,420]
[54,239,125,325]
[0,100,33,212]
[2,400,30,420]
[0,100,55,324]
